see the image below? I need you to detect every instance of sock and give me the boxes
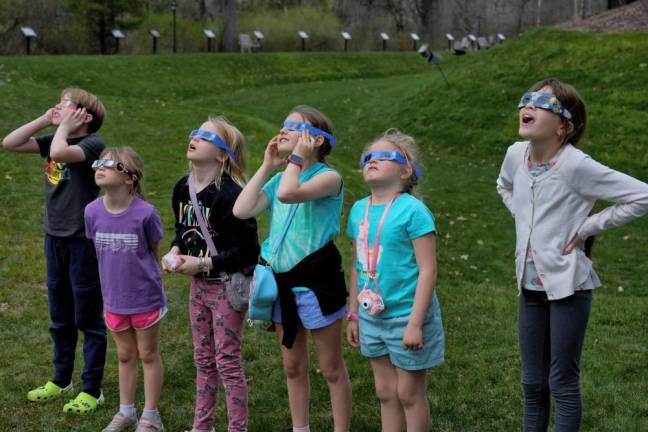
[142,408,161,424]
[83,388,101,399]
[293,426,310,432]
[52,379,71,389]
[120,403,137,419]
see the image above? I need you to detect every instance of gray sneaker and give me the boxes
[136,418,165,432]
[102,412,138,432]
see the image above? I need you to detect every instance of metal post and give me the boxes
[115,38,120,54]
[171,1,177,53]
[436,64,449,85]
[412,39,417,50]
[301,38,305,51]
[26,38,31,55]
[207,38,212,52]
[344,39,348,52]
[383,39,387,51]
[153,37,157,54]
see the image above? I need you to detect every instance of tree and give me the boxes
[220,0,238,52]
[66,0,146,54]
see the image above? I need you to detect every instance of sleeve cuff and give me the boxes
[210,255,226,273]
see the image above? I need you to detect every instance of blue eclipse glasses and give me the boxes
[283,120,336,147]
[189,129,237,161]
[359,150,423,178]
[518,91,572,120]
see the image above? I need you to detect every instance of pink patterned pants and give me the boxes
[190,278,248,432]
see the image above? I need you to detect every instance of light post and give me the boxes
[171,1,177,53]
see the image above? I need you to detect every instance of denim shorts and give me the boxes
[272,289,347,330]
[359,292,445,371]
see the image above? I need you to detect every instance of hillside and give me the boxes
[0,29,646,431]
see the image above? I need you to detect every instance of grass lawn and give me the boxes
[0,28,646,431]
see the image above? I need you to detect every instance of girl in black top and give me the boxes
[162,116,259,432]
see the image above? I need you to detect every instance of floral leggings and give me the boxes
[190,278,247,432]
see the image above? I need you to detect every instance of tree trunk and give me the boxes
[220,0,238,52]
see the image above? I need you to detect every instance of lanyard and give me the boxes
[362,193,400,294]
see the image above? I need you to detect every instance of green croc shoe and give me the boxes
[27,381,73,403]
[63,391,104,415]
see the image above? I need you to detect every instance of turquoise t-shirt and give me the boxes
[261,162,343,273]
[346,193,436,318]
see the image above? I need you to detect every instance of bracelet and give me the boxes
[346,311,359,322]
[196,257,207,272]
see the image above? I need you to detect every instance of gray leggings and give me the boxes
[518,288,592,432]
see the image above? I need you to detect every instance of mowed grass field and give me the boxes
[0,29,646,431]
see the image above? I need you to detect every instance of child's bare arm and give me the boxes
[2,110,52,153]
[403,233,437,350]
[149,240,160,261]
[49,108,88,163]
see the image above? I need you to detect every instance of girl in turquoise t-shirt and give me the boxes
[233,106,351,432]
[346,129,445,432]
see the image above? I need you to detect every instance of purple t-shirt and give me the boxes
[85,196,166,314]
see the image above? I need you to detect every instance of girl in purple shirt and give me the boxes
[85,147,166,432]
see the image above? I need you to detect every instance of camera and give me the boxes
[357,288,384,316]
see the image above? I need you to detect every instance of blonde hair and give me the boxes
[61,87,106,133]
[196,116,248,189]
[366,128,421,194]
[99,147,145,199]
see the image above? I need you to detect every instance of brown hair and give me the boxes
[529,78,587,147]
[61,87,106,134]
[365,128,421,194]
[99,147,145,199]
[202,116,248,189]
[289,105,335,161]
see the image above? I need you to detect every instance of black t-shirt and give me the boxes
[171,174,260,277]
[37,133,105,237]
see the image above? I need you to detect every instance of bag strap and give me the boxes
[267,164,328,266]
[268,203,300,266]
[188,174,228,278]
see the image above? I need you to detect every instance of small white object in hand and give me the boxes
[163,255,183,270]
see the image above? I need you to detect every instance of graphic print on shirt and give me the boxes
[44,160,70,186]
[95,232,139,253]
[356,220,383,281]
[178,201,217,258]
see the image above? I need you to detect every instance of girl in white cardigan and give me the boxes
[497,78,648,431]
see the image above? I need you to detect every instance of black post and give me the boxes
[436,64,449,85]
[412,39,417,50]
[448,39,452,50]
[344,39,348,52]
[207,38,212,52]
[115,38,120,54]
[301,38,305,51]
[171,1,177,53]
[382,39,387,51]
[26,37,31,55]
[153,37,157,54]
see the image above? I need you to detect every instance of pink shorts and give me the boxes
[104,306,168,332]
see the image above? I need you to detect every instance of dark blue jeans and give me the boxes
[518,288,592,432]
[45,234,106,392]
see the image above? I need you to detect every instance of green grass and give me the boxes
[0,28,647,431]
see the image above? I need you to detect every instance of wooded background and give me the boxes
[0,1,636,55]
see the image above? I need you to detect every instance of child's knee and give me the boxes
[397,382,425,408]
[318,360,346,384]
[282,358,308,380]
[117,346,138,364]
[138,346,160,364]
[374,380,398,403]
